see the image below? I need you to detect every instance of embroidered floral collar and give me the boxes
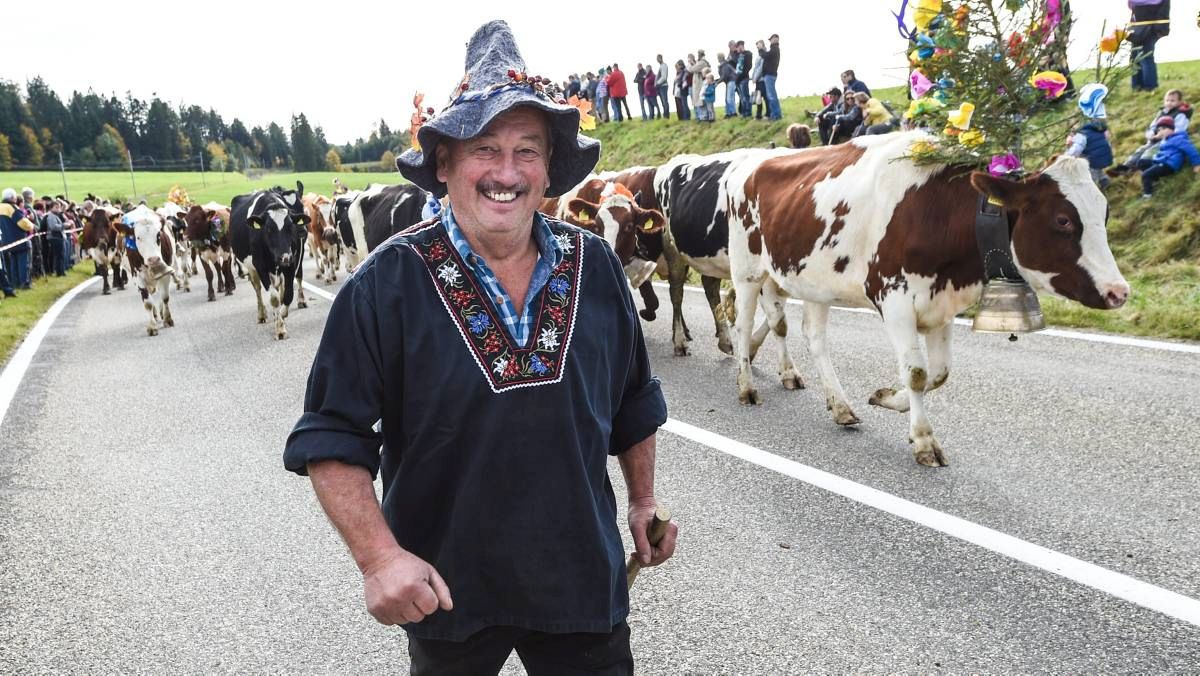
[411,219,584,393]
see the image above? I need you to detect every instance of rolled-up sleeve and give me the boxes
[284,268,386,477]
[607,252,668,455]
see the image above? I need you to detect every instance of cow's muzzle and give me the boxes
[1103,281,1131,309]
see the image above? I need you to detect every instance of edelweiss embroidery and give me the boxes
[417,225,584,392]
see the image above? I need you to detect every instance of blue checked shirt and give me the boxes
[443,205,563,348]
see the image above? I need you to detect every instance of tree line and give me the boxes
[0,77,409,173]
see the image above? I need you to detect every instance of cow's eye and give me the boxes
[1053,215,1075,233]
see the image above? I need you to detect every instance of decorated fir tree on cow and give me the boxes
[722,0,1131,466]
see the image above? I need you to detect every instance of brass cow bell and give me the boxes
[972,278,1046,334]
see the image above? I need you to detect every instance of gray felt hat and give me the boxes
[396,20,600,198]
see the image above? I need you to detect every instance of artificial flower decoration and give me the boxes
[410,92,427,151]
[1077,83,1109,119]
[1030,70,1068,99]
[914,33,937,60]
[947,102,976,130]
[567,95,596,131]
[909,140,939,158]
[905,97,945,119]
[1099,28,1127,54]
[988,153,1022,176]
[959,129,986,147]
[1007,31,1025,59]
[910,69,934,98]
[1041,0,1062,43]
[914,0,943,31]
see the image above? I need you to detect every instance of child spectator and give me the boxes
[1110,89,1193,176]
[1136,117,1200,198]
[700,73,717,122]
[1064,83,1114,188]
[787,124,812,148]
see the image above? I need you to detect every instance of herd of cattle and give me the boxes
[76,131,1131,466]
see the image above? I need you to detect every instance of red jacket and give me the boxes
[606,68,628,98]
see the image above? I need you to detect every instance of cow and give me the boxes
[329,190,358,273]
[182,204,235,301]
[725,131,1130,467]
[80,205,127,295]
[339,183,431,269]
[540,177,665,263]
[156,202,192,291]
[230,189,309,340]
[116,205,177,336]
[303,193,341,284]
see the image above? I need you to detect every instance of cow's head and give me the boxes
[566,190,664,265]
[248,193,302,270]
[271,181,309,227]
[123,205,167,270]
[970,156,1129,310]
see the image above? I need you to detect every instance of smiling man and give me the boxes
[284,19,675,676]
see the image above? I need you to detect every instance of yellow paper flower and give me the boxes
[568,95,596,131]
[905,97,945,120]
[1099,28,1127,54]
[946,102,975,130]
[909,140,938,157]
[959,129,985,147]
[914,0,942,31]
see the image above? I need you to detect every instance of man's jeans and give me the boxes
[724,81,737,117]
[762,74,781,120]
[2,245,31,288]
[737,79,752,117]
[638,93,648,120]
[657,84,670,118]
[1131,37,1159,90]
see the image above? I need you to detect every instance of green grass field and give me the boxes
[0,263,94,364]
[2,60,1199,345]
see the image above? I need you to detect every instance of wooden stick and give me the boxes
[626,506,672,589]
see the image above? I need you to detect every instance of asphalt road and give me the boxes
[2,260,1199,674]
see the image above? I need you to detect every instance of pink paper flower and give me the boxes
[910,70,934,98]
[1030,71,1068,99]
[988,153,1021,177]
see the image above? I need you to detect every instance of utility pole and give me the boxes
[127,150,138,201]
[199,152,207,188]
[58,151,69,201]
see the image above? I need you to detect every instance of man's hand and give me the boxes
[627,498,678,567]
[361,549,454,626]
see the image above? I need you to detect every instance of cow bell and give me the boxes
[972,278,1046,334]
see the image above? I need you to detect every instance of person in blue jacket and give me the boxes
[1136,116,1200,197]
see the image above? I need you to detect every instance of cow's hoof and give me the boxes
[102,289,111,296]
[258,316,267,324]
[275,331,288,341]
[298,300,308,309]
[673,344,689,357]
[208,292,216,302]
[738,388,760,405]
[225,290,233,297]
[832,402,861,426]
[781,373,805,390]
[147,327,158,337]
[868,387,910,412]
[639,309,657,321]
[165,317,174,327]
[717,336,734,355]
[913,439,949,468]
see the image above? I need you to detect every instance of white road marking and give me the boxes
[651,281,1200,355]
[664,417,1200,628]
[0,277,100,429]
[303,282,336,301]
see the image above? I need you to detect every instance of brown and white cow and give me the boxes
[157,202,193,290]
[539,178,665,281]
[80,205,127,295]
[117,205,177,336]
[303,193,340,284]
[182,204,235,302]
[725,131,1130,467]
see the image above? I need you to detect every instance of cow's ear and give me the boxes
[295,180,304,196]
[567,198,599,222]
[294,212,310,226]
[633,190,643,204]
[970,172,1028,209]
[637,208,666,234]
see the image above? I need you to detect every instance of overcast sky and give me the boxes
[4,0,1199,144]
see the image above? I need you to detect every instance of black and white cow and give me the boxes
[156,203,192,291]
[230,187,309,340]
[339,183,432,268]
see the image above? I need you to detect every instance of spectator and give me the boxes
[674,60,691,121]
[700,73,717,122]
[854,92,896,135]
[787,123,812,148]
[830,90,863,144]
[655,54,671,118]
[1110,89,1192,175]
[719,51,737,118]
[0,253,14,298]
[45,199,67,277]
[735,40,754,117]
[841,69,871,96]
[1128,0,1172,91]
[634,64,649,120]
[759,34,782,121]
[1064,83,1114,188]
[1,188,35,290]
[596,67,610,123]
[814,86,844,144]
[688,50,710,115]
[750,43,766,120]
[566,74,581,100]
[584,72,598,103]
[608,63,632,122]
[643,61,660,119]
[1135,116,1200,197]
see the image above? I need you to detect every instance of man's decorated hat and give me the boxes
[396,20,600,198]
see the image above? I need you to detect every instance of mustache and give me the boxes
[476,181,530,194]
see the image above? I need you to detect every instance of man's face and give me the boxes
[436,106,551,242]
[841,73,852,85]
[1164,92,1181,109]
[770,35,779,46]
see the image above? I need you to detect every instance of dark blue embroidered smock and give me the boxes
[284,215,668,641]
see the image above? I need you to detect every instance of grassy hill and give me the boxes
[586,61,1200,341]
